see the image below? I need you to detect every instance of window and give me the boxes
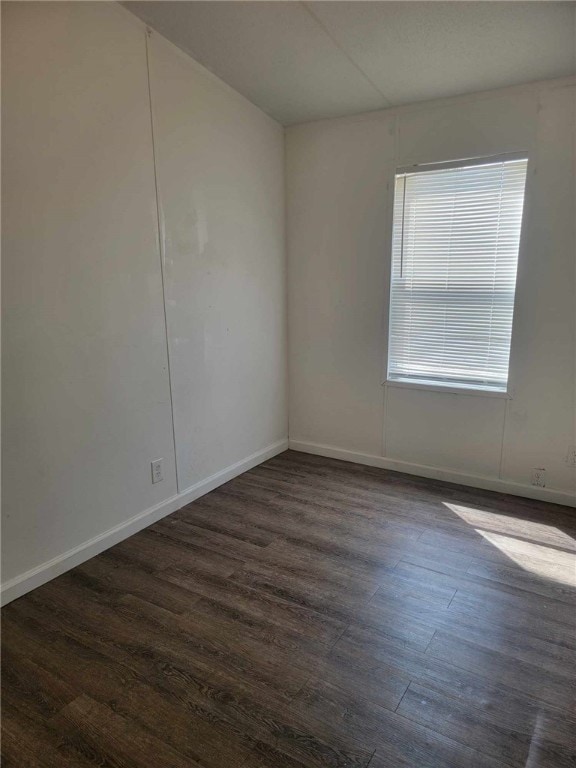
[387,155,528,393]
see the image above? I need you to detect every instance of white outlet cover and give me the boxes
[151,459,164,484]
[530,467,546,487]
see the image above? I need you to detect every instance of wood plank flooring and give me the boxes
[2,450,576,768]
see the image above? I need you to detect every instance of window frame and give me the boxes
[383,152,529,398]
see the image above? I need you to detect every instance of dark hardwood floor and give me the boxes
[2,450,576,768]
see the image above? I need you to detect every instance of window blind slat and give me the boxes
[387,157,528,392]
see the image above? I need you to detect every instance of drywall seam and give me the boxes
[380,114,398,460]
[498,398,510,480]
[145,27,180,492]
[0,439,288,606]
[572,81,576,497]
[289,439,576,508]
[284,127,291,446]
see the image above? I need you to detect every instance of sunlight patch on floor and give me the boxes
[443,502,576,587]
[443,503,575,549]
[475,530,576,586]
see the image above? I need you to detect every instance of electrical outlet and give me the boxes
[530,467,546,488]
[151,459,164,484]
[566,446,576,467]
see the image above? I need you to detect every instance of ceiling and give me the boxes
[126,1,576,126]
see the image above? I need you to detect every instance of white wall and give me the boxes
[147,32,286,493]
[1,2,287,602]
[287,81,576,505]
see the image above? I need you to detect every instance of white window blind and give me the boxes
[387,156,528,392]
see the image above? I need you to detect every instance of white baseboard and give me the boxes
[1,438,288,606]
[288,439,576,508]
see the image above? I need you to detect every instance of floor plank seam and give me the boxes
[393,681,412,713]
[445,589,458,610]
[422,628,438,654]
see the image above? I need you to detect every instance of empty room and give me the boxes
[2,1,576,766]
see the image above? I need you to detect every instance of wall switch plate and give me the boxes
[151,459,164,484]
[530,467,546,487]
[566,446,576,467]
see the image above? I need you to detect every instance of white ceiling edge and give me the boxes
[125,1,576,126]
[119,1,284,129]
[285,73,576,130]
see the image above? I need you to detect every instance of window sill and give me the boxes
[384,379,512,399]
